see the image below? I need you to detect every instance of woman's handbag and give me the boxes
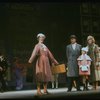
[51,64,66,74]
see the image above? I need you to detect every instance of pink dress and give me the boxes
[29,43,58,82]
[77,54,92,76]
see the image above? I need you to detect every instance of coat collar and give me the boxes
[70,43,78,51]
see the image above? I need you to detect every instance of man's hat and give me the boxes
[70,35,77,39]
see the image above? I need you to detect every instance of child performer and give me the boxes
[77,47,92,91]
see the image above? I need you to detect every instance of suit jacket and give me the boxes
[0,56,8,74]
[66,43,82,77]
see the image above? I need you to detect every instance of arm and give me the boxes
[1,59,8,71]
[48,48,58,65]
[66,46,69,62]
[78,60,81,66]
[77,56,81,66]
[28,45,39,63]
[80,45,82,55]
[96,46,99,63]
[93,45,99,67]
[0,67,3,71]
[77,60,82,69]
[87,61,91,68]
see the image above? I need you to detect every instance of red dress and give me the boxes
[77,54,92,76]
[28,43,58,82]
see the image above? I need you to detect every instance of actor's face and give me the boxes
[70,38,76,44]
[82,50,86,55]
[39,37,45,43]
[88,39,93,45]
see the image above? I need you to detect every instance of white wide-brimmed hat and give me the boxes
[37,33,46,39]
[81,47,88,52]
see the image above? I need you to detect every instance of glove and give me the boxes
[87,65,89,68]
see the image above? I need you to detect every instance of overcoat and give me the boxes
[66,43,81,77]
[29,43,58,82]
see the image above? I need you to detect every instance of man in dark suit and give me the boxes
[66,35,82,92]
[0,53,8,92]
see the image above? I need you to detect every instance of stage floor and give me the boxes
[0,87,100,99]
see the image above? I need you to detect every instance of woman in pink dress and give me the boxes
[28,33,58,95]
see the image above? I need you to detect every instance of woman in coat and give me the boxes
[86,35,99,90]
[95,47,100,88]
[28,33,58,95]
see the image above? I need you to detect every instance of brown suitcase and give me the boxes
[51,64,66,74]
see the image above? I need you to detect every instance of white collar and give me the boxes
[72,43,77,45]
[77,54,92,61]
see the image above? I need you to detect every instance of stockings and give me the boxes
[83,79,89,90]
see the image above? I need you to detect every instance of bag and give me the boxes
[81,65,88,72]
[51,64,66,74]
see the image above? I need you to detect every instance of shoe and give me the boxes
[37,92,43,96]
[67,90,71,92]
[77,89,82,91]
[86,88,89,91]
[44,91,50,94]
[86,85,89,90]
[83,87,86,91]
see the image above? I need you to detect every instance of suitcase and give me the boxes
[51,64,66,74]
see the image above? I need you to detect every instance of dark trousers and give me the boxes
[67,77,80,91]
[0,73,7,90]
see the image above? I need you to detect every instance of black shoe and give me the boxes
[86,87,89,91]
[83,88,87,91]
[77,89,82,91]
[67,90,71,92]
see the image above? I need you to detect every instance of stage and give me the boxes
[0,87,100,99]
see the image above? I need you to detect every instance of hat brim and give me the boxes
[70,37,77,39]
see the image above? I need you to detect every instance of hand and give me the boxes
[0,67,3,71]
[66,67,68,71]
[80,65,82,69]
[52,62,59,66]
[28,60,32,64]
[57,62,59,65]
[96,62,99,66]
[52,63,55,66]
[87,65,89,68]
